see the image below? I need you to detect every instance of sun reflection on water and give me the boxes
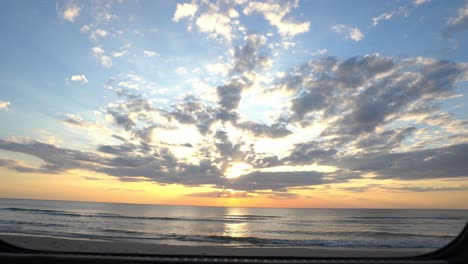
[223,207,249,244]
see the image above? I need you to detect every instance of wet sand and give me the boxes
[0,234,430,257]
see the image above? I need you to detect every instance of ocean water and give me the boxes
[0,198,467,250]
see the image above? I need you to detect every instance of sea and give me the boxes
[0,198,467,250]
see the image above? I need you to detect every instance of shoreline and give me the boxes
[0,234,430,257]
[2,197,468,210]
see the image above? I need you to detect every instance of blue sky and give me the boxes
[0,0,467,205]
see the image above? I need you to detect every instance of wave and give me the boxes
[349,216,467,220]
[0,219,67,228]
[224,215,281,220]
[270,230,454,239]
[0,230,451,249]
[0,207,266,223]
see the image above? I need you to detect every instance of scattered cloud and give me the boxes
[195,6,235,42]
[336,144,468,180]
[372,11,394,27]
[332,24,364,41]
[112,50,128,57]
[173,2,198,22]
[0,101,10,110]
[143,50,159,57]
[61,3,80,22]
[372,6,408,27]
[443,3,468,37]
[173,0,310,42]
[310,49,328,56]
[90,28,108,39]
[91,46,112,68]
[186,190,253,198]
[243,1,310,38]
[413,0,431,6]
[67,75,88,85]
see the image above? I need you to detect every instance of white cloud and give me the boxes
[62,3,80,22]
[372,7,408,27]
[228,8,239,18]
[448,4,468,26]
[195,8,234,42]
[175,67,188,75]
[205,62,230,76]
[372,12,395,27]
[282,41,296,49]
[0,101,10,110]
[332,24,365,42]
[311,49,328,56]
[443,4,468,37]
[80,24,91,32]
[100,57,112,67]
[67,75,88,85]
[112,50,128,58]
[92,46,104,55]
[413,0,431,6]
[91,29,108,39]
[173,2,199,22]
[143,50,159,57]
[243,1,310,38]
[91,46,112,68]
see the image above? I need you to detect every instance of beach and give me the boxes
[0,234,428,257]
[1,199,466,254]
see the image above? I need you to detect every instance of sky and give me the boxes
[0,0,467,209]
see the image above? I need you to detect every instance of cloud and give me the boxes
[226,171,333,191]
[143,50,159,57]
[211,131,245,170]
[0,139,104,174]
[173,0,309,42]
[372,12,395,27]
[165,96,217,134]
[442,3,468,37]
[61,3,80,22]
[195,6,235,42]
[90,28,108,39]
[186,190,253,198]
[413,0,431,6]
[205,63,230,76]
[112,50,128,57]
[323,59,465,137]
[0,138,223,187]
[276,54,466,140]
[0,101,10,110]
[236,121,292,138]
[372,6,408,27]
[173,2,198,22]
[243,1,310,38]
[387,186,468,192]
[67,75,88,85]
[106,188,146,192]
[332,24,364,41]
[217,78,246,112]
[310,49,328,56]
[185,189,300,199]
[351,127,416,153]
[232,34,268,74]
[91,46,112,68]
[281,141,337,166]
[83,176,104,181]
[335,143,468,180]
[337,184,468,193]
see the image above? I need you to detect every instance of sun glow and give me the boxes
[224,162,253,179]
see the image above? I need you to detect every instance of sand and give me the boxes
[0,234,429,257]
